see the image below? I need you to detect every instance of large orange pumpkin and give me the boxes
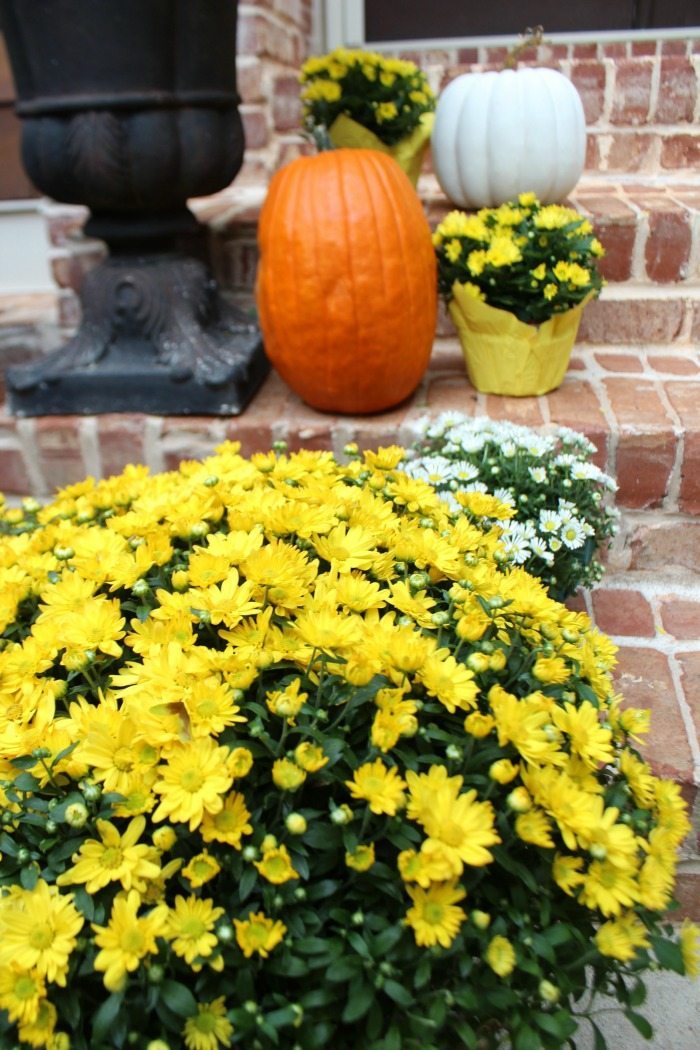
[255,149,437,414]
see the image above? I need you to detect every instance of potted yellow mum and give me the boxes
[433,193,605,396]
[299,47,435,186]
[0,445,696,1050]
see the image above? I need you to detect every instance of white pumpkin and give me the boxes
[432,67,586,208]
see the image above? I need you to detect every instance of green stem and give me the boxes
[503,25,545,69]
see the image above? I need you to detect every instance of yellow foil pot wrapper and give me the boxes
[449,283,593,396]
[328,112,434,187]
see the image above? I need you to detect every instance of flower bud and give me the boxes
[82,782,102,803]
[171,569,190,591]
[471,910,491,930]
[351,910,364,926]
[285,812,307,835]
[131,578,150,598]
[152,826,177,851]
[445,744,463,762]
[242,845,259,862]
[539,980,560,1003]
[261,834,278,852]
[506,787,532,813]
[216,922,235,943]
[408,571,431,592]
[330,804,353,826]
[65,802,89,828]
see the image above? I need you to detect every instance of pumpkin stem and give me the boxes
[503,25,545,69]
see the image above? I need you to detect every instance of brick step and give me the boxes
[572,574,700,920]
[0,340,697,513]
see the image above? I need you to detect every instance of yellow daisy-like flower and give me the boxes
[464,711,496,739]
[551,699,614,768]
[165,896,224,966]
[181,851,221,888]
[200,791,253,848]
[254,844,299,885]
[407,768,500,872]
[0,964,46,1024]
[595,912,650,962]
[405,880,467,948]
[152,737,233,831]
[680,920,700,978]
[346,759,407,816]
[345,843,376,872]
[183,997,234,1050]
[552,853,586,896]
[485,935,516,977]
[92,890,168,992]
[294,741,328,773]
[578,859,639,917]
[515,809,555,849]
[56,814,161,895]
[265,678,308,723]
[272,758,306,791]
[234,912,287,959]
[16,998,58,1049]
[0,881,84,987]
[489,759,519,785]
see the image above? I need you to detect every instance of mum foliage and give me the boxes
[404,414,619,600]
[299,47,435,146]
[433,193,605,325]
[0,446,697,1050]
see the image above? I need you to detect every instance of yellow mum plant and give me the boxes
[0,444,697,1050]
[433,193,605,325]
[300,47,435,147]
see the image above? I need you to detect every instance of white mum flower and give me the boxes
[560,518,587,549]
[539,510,561,534]
[529,467,547,484]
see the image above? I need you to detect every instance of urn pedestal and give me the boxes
[0,0,268,415]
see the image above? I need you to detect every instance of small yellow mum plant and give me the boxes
[300,47,435,147]
[433,193,605,326]
[0,444,697,1050]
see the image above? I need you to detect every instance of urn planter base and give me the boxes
[6,252,269,416]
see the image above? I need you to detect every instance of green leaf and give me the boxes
[92,993,123,1044]
[382,980,414,1008]
[453,1019,477,1048]
[628,978,648,1008]
[513,1022,542,1050]
[299,988,336,1010]
[20,864,38,890]
[414,954,432,990]
[589,1019,608,1050]
[625,1010,653,1041]
[372,925,404,956]
[160,979,197,1017]
[326,956,363,982]
[382,1027,402,1050]
[651,935,685,974]
[72,886,95,921]
[295,936,331,955]
[13,772,40,792]
[238,863,257,903]
[0,833,18,857]
[534,1011,577,1040]
[342,978,374,1023]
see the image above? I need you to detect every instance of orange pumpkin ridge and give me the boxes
[256,149,437,415]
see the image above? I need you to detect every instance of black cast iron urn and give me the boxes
[0,0,268,415]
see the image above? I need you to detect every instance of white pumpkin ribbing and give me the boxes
[432,67,586,208]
